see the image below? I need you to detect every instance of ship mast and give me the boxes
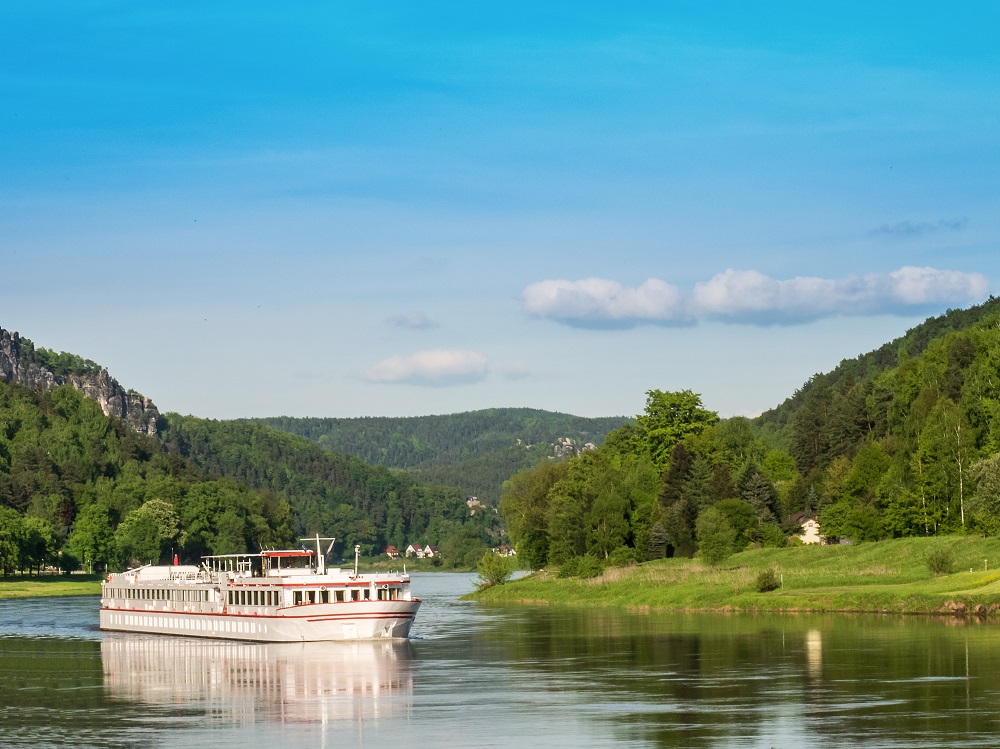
[299,535,336,574]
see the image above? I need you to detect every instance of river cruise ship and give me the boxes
[100,537,420,641]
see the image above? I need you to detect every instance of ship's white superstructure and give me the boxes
[99,537,420,641]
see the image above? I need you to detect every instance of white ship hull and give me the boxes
[100,600,419,642]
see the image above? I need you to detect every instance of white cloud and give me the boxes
[887,266,989,306]
[386,311,439,330]
[521,277,686,328]
[365,349,489,386]
[523,266,989,327]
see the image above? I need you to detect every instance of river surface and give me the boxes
[4,572,1000,748]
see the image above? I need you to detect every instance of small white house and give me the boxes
[789,512,822,545]
[405,544,425,558]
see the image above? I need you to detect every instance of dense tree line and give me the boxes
[501,300,1000,568]
[159,414,503,567]
[0,382,294,574]
[252,409,630,505]
[0,381,505,574]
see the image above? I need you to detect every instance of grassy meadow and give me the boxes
[472,536,1000,615]
[0,574,103,599]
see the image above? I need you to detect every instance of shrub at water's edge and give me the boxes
[469,536,1000,615]
[476,550,514,589]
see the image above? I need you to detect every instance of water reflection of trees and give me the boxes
[481,607,1000,747]
[0,638,165,748]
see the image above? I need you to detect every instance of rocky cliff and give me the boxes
[0,327,160,435]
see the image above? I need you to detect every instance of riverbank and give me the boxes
[470,536,1000,615]
[0,574,103,599]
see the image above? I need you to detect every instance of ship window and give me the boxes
[320,590,329,603]
[351,589,359,602]
[293,591,303,605]
[336,590,345,603]
[364,589,370,600]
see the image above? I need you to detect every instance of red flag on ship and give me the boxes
[173,554,179,566]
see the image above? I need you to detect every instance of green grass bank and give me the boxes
[0,574,103,599]
[471,536,1000,615]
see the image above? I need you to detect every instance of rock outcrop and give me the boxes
[0,327,160,435]
[553,436,597,459]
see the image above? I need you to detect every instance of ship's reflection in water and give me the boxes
[101,635,413,726]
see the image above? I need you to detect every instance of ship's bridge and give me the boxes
[262,549,316,577]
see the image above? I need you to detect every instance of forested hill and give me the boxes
[755,296,1000,443]
[158,414,501,565]
[251,409,630,505]
[0,380,295,574]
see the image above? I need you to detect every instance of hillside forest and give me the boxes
[0,377,509,573]
[253,410,629,506]
[500,298,1000,569]
[0,383,295,575]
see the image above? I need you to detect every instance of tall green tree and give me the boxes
[0,507,26,576]
[696,506,736,565]
[969,452,1000,536]
[67,504,116,572]
[636,390,718,470]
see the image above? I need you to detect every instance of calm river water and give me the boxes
[4,572,1000,748]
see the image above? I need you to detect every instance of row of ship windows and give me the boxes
[228,589,281,607]
[107,588,208,602]
[109,613,261,635]
[292,587,399,604]
[225,587,399,606]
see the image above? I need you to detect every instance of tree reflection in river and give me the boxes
[476,605,1000,747]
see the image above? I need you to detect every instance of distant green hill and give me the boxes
[251,409,632,505]
[158,414,502,566]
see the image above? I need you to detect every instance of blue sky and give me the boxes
[3,2,998,420]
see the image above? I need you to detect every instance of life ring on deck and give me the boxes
[381,584,389,590]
